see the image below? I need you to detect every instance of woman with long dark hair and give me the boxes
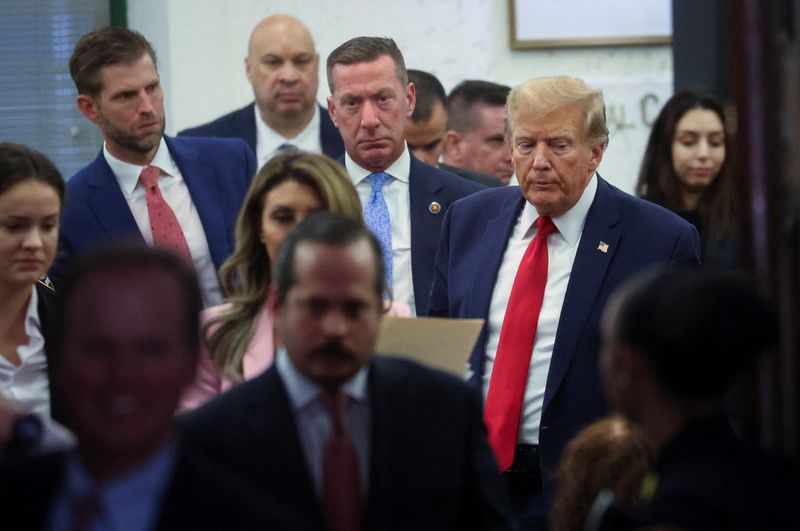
[636,91,737,268]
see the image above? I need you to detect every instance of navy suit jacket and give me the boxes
[49,136,255,285]
[427,176,701,490]
[181,356,516,531]
[344,154,484,315]
[178,102,345,160]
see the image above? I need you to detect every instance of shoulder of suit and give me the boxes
[178,103,254,136]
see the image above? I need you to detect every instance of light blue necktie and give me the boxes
[364,172,393,290]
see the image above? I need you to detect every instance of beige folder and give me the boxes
[375,316,484,376]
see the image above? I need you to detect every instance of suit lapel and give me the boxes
[543,177,620,412]
[166,137,230,270]
[238,103,258,154]
[467,192,526,384]
[86,151,144,241]
[408,156,444,312]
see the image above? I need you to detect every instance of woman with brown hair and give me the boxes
[180,152,407,410]
[636,91,737,268]
[549,415,653,531]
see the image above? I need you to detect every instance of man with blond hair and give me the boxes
[428,76,700,528]
[180,14,344,166]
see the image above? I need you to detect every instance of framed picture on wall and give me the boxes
[510,0,672,49]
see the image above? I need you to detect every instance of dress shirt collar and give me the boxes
[344,144,411,185]
[521,173,598,246]
[61,440,177,531]
[255,104,321,151]
[103,137,178,195]
[23,284,40,337]
[275,347,369,412]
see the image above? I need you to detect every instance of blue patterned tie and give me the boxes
[364,172,393,289]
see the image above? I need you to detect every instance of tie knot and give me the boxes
[321,391,348,425]
[368,172,391,192]
[139,165,161,189]
[535,216,556,239]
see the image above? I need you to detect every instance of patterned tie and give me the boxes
[484,216,556,470]
[139,166,192,261]
[322,391,362,531]
[363,172,393,289]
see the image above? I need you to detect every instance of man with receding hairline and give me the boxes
[179,14,344,166]
[429,75,700,529]
[324,37,484,316]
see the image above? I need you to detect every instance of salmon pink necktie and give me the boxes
[484,216,556,470]
[139,165,192,261]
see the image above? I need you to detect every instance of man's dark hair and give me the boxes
[49,244,203,356]
[326,36,407,94]
[69,26,158,96]
[613,268,777,402]
[274,211,385,301]
[0,142,65,207]
[408,69,446,123]
[446,80,511,133]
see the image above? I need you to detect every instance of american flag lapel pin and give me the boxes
[597,241,609,253]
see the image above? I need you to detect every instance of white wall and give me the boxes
[129,0,673,193]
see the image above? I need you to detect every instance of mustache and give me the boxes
[310,341,356,359]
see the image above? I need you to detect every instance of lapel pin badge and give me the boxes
[429,201,442,214]
[597,241,609,253]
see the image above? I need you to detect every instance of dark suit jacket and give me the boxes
[178,102,345,160]
[181,356,516,531]
[440,162,504,187]
[49,136,255,285]
[427,176,701,491]
[343,153,484,315]
[0,443,300,530]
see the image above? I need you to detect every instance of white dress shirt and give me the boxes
[104,139,222,306]
[275,348,371,495]
[482,175,598,444]
[345,147,416,314]
[255,104,323,169]
[0,287,49,417]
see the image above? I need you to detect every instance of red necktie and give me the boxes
[322,391,362,531]
[139,165,192,261]
[484,216,556,470]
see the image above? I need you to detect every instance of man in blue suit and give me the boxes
[52,27,255,306]
[427,76,701,529]
[325,37,483,316]
[178,15,344,167]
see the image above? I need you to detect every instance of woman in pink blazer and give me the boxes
[179,152,409,411]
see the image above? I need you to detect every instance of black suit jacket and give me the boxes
[178,102,345,160]
[0,442,299,531]
[439,162,504,187]
[181,356,516,531]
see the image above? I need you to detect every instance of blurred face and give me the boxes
[275,239,382,391]
[447,105,513,183]
[327,55,415,172]
[59,269,196,471]
[405,100,447,166]
[260,180,323,262]
[0,180,60,290]
[246,17,319,125]
[671,108,725,194]
[77,54,165,165]
[511,104,604,218]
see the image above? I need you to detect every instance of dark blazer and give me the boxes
[178,102,345,160]
[343,154,485,315]
[427,176,701,490]
[34,280,69,427]
[440,162,504,187]
[0,444,299,531]
[49,136,255,285]
[181,356,516,531]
